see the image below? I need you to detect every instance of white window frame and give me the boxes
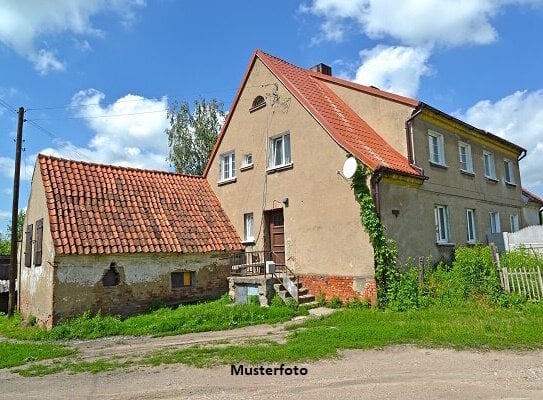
[483,151,496,179]
[268,132,291,169]
[219,151,236,182]
[428,131,446,166]
[244,213,254,242]
[504,159,515,184]
[242,153,253,168]
[489,212,501,233]
[509,214,519,232]
[466,209,477,244]
[434,205,451,244]
[458,141,473,173]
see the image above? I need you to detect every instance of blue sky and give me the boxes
[1,0,543,232]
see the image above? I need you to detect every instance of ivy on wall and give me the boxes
[351,161,399,307]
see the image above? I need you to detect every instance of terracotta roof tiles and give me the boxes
[38,154,243,256]
[255,51,420,176]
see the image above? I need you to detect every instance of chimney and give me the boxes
[310,63,332,76]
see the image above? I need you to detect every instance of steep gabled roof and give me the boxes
[38,154,243,256]
[204,50,421,178]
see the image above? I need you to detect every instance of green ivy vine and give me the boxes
[351,161,399,307]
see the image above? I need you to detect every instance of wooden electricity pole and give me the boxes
[8,107,24,317]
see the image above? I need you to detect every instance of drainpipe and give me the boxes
[370,168,384,218]
[405,104,425,175]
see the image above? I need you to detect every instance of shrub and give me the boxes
[327,295,342,309]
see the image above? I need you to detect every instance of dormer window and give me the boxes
[250,96,266,112]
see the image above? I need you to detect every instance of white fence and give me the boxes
[503,225,543,254]
[498,266,543,300]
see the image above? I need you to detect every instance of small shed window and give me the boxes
[171,271,195,289]
[250,96,266,111]
[102,263,120,287]
[24,224,33,267]
[34,219,43,266]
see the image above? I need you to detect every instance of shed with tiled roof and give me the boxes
[19,154,243,328]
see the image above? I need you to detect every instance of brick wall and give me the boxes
[299,274,377,305]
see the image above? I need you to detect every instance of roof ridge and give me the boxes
[37,153,203,179]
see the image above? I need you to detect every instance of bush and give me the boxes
[327,295,342,309]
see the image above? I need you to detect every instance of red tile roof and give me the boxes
[204,50,421,177]
[38,154,243,255]
[522,187,543,205]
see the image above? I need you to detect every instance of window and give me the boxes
[466,209,477,243]
[428,131,445,166]
[171,271,195,289]
[34,219,43,266]
[241,153,253,169]
[268,132,291,169]
[24,223,33,267]
[504,159,515,184]
[250,95,266,111]
[219,151,236,182]
[458,142,473,173]
[510,214,519,232]
[434,205,451,243]
[489,212,501,233]
[244,213,254,242]
[483,151,496,179]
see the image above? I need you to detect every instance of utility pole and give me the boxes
[8,107,24,317]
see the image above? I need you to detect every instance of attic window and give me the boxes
[250,96,266,112]
[102,263,120,287]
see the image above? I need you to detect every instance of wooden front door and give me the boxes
[268,209,285,267]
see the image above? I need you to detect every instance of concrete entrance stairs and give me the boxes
[273,276,316,305]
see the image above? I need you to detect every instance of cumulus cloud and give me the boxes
[39,89,170,171]
[303,0,539,47]
[303,0,541,97]
[0,0,145,74]
[0,156,34,181]
[353,45,432,97]
[455,90,543,195]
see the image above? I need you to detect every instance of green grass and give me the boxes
[0,342,75,369]
[0,296,306,341]
[137,303,543,369]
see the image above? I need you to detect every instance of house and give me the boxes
[522,188,543,226]
[19,154,243,328]
[205,49,533,303]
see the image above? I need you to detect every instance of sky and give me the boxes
[1,0,543,232]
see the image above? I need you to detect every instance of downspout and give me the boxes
[518,149,527,162]
[370,168,384,218]
[405,104,425,175]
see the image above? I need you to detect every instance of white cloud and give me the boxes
[39,89,170,171]
[353,45,432,97]
[455,90,543,196]
[303,0,540,47]
[0,0,145,74]
[0,156,35,181]
[0,211,10,219]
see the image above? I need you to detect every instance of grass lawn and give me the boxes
[0,342,75,369]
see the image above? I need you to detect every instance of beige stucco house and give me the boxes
[205,50,535,303]
[20,154,242,327]
[521,188,543,226]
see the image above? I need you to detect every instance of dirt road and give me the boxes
[1,312,542,399]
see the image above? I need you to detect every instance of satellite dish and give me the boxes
[342,157,357,179]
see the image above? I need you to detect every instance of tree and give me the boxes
[0,209,25,255]
[166,98,225,175]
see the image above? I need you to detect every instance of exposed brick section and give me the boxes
[38,154,243,256]
[299,274,377,305]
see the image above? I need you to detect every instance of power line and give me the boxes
[25,119,89,161]
[0,98,18,114]
[29,108,168,121]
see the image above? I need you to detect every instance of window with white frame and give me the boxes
[466,209,477,243]
[219,151,236,182]
[504,159,515,184]
[242,153,253,168]
[458,142,473,173]
[244,213,254,242]
[489,212,501,233]
[509,214,519,232]
[428,131,445,166]
[268,132,291,169]
[483,151,496,179]
[434,205,451,243]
